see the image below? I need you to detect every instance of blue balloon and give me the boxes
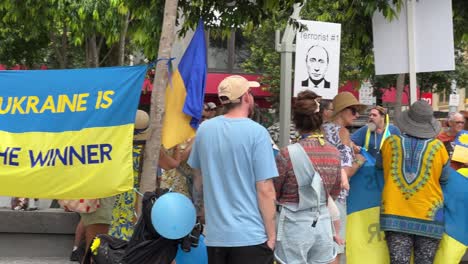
[175,235,208,264]
[151,192,196,239]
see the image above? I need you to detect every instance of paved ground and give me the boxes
[0,257,74,264]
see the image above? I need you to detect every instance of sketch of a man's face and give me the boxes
[305,46,329,81]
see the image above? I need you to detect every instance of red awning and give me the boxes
[205,73,271,97]
[142,72,272,97]
[381,85,420,105]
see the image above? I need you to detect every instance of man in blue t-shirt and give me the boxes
[351,106,400,159]
[188,75,278,264]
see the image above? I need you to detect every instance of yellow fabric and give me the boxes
[457,168,468,178]
[434,234,468,264]
[346,206,390,264]
[381,136,448,223]
[0,125,133,199]
[162,71,196,149]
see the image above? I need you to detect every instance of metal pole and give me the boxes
[449,80,458,113]
[276,3,304,148]
[279,51,292,148]
[407,0,417,104]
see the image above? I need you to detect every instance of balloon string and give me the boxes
[134,188,144,197]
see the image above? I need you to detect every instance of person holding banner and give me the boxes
[351,106,400,159]
[274,90,342,264]
[322,92,367,264]
[380,100,450,264]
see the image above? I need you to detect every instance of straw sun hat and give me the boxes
[134,110,150,141]
[332,92,366,117]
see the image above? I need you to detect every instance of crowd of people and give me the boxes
[10,74,465,264]
[184,75,464,264]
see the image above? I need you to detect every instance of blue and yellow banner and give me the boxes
[0,65,147,199]
[347,151,468,264]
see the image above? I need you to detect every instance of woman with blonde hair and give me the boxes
[322,92,367,264]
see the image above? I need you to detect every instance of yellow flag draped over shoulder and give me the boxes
[347,155,468,264]
[346,152,389,264]
[434,168,468,264]
[162,20,207,149]
[0,65,147,199]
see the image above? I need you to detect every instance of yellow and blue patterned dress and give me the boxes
[380,135,450,239]
[108,144,143,240]
[159,142,193,198]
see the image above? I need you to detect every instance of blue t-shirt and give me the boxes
[351,124,401,158]
[188,116,278,247]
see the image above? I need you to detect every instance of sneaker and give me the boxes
[70,241,86,262]
[70,249,80,262]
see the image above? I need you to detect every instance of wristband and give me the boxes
[354,158,364,166]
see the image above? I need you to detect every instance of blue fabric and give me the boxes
[179,19,207,129]
[347,162,384,215]
[443,168,468,245]
[188,116,278,247]
[351,124,400,158]
[0,65,147,133]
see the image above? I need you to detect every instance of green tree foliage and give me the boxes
[241,0,467,108]
[0,0,306,68]
[241,0,403,107]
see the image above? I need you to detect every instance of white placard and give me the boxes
[359,82,376,106]
[372,0,454,75]
[449,94,460,107]
[294,20,341,99]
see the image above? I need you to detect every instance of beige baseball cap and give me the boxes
[218,75,260,104]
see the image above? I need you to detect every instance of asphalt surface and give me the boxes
[0,258,74,264]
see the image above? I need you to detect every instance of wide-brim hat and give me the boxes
[134,110,150,141]
[397,100,440,138]
[332,92,366,117]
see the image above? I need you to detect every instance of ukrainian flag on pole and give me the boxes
[162,19,207,149]
[346,151,468,264]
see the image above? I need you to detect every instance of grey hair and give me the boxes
[448,112,463,122]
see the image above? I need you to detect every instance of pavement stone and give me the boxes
[0,257,74,264]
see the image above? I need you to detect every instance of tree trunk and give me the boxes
[85,39,90,68]
[50,23,68,69]
[89,34,99,67]
[394,73,405,125]
[61,23,68,68]
[118,12,131,66]
[139,0,179,209]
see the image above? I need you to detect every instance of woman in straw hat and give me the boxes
[322,92,367,264]
[379,100,449,264]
